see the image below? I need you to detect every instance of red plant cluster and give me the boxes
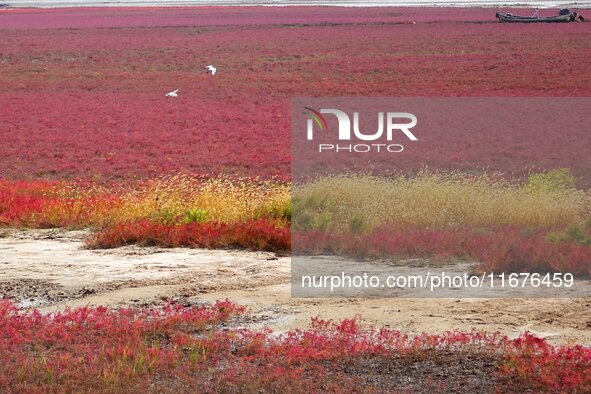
[86,219,290,252]
[501,333,591,393]
[471,227,591,276]
[0,300,589,392]
[0,299,246,392]
[0,180,121,228]
[88,221,591,277]
[0,180,54,226]
[294,226,591,277]
[1,8,591,183]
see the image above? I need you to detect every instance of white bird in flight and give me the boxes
[165,89,179,97]
[206,65,217,76]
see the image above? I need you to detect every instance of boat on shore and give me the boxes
[496,9,584,23]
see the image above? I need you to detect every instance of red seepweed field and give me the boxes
[1,7,591,181]
[1,6,591,392]
[1,299,590,392]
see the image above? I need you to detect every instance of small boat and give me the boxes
[496,9,584,23]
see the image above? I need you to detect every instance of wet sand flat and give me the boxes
[1,229,590,345]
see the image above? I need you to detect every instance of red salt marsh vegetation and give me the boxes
[1,299,590,393]
[1,7,591,182]
[1,7,591,391]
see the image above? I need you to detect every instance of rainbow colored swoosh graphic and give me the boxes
[304,107,329,130]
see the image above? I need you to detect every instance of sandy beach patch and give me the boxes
[1,229,590,345]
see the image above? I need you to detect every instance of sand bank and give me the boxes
[1,229,590,345]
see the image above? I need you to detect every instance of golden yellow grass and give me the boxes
[36,175,291,228]
[293,170,591,233]
[26,170,591,232]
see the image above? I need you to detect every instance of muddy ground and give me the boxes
[1,229,590,345]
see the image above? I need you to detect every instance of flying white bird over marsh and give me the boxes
[206,65,217,75]
[165,89,179,97]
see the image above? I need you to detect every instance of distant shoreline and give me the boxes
[4,1,591,9]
